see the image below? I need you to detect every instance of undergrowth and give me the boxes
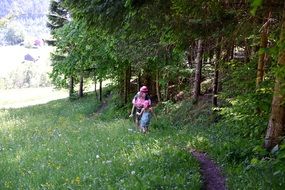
[150,58,284,189]
[154,96,285,189]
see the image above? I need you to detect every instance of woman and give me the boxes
[129,86,151,128]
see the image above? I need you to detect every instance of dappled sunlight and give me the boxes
[12,149,26,164]
[0,110,25,131]
[186,134,211,150]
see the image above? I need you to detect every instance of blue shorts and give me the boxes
[140,112,151,128]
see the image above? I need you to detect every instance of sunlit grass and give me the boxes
[0,94,201,189]
[0,87,68,109]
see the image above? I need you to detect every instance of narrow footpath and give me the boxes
[191,150,227,190]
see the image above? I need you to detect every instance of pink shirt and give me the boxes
[132,93,151,109]
[133,96,145,109]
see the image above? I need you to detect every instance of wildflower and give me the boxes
[75,176,80,185]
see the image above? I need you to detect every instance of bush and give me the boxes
[4,27,24,45]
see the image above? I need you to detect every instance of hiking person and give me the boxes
[136,100,155,133]
[129,86,151,128]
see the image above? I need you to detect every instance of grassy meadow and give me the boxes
[1,91,284,189]
[0,94,201,189]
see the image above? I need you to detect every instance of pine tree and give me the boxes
[46,0,68,33]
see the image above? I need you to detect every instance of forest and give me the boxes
[0,0,285,189]
[45,0,285,188]
[49,1,285,147]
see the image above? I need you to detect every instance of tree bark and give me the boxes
[244,38,251,63]
[94,76,98,99]
[99,79,102,102]
[138,70,142,91]
[193,39,203,103]
[256,11,271,87]
[264,5,285,150]
[69,76,74,97]
[156,68,161,103]
[213,39,221,107]
[124,65,131,104]
[79,75,83,98]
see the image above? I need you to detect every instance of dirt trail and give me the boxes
[191,150,227,190]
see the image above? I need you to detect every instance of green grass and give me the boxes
[2,92,285,189]
[0,94,201,189]
[165,99,285,190]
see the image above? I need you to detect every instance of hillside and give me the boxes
[0,0,50,45]
[0,92,284,189]
[0,93,201,189]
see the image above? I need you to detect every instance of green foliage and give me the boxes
[47,0,69,31]
[154,96,284,189]
[250,0,263,15]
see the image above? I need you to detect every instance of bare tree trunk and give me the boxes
[156,68,161,102]
[193,39,203,103]
[138,70,142,91]
[119,72,124,100]
[78,75,83,98]
[244,38,251,63]
[99,79,102,102]
[166,80,170,101]
[264,5,285,150]
[256,11,271,87]
[230,42,234,60]
[69,76,74,97]
[213,39,221,107]
[124,66,131,104]
[94,76,98,100]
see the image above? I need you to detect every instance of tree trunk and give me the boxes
[244,38,251,63]
[124,66,131,104]
[166,80,170,101]
[156,68,161,103]
[256,11,271,87]
[79,75,83,98]
[193,39,203,103]
[69,76,74,97]
[264,5,285,150]
[138,70,142,91]
[118,69,125,100]
[212,39,221,107]
[99,79,102,102]
[94,76,98,99]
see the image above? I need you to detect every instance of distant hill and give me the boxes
[0,0,50,45]
[0,0,13,18]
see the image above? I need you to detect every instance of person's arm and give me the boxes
[129,104,135,117]
[137,108,144,116]
[129,95,137,117]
